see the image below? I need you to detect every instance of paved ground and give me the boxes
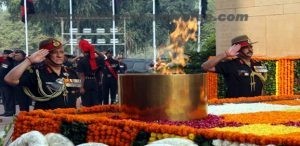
[0,104,35,145]
[0,104,16,131]
[0,104,16,146]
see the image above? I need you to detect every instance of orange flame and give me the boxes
[154,17,198,74]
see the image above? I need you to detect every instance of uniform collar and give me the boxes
[237,58,255,65]
[46,65,67,76]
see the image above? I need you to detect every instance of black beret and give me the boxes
[3,50,13,54]
[14,49,26,57]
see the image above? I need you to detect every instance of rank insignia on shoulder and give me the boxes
[1,64,8,68]
[254,65,268,73]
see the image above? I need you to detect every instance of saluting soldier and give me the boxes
[201,35,267,98]
[77,38,105,106]
[12,49,32,112]
[4,38,81,110]
[102,50,120,104]
[0,50,15,116]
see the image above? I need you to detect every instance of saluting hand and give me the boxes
[225,44,241,57]
[27,49,49,64]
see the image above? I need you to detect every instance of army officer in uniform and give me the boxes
[4,38,81,110]
[201,35,268,98]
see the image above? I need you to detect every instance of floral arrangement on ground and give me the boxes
[13,98,300,146]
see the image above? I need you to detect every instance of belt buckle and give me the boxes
[107,74,112,77]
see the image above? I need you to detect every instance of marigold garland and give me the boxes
[276,59,294,95]
[207,72,218,100]
[12,104,300,146]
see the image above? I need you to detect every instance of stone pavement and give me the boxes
[0,104,15,146]
[0,104,15,132]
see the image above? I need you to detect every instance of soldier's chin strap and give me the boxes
[23,69,67,102]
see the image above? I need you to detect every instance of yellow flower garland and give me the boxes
[13,104,300,146]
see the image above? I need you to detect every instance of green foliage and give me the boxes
[294,60,300,94]
[217,75,226,97]
[263,61,276,95]
[184,34,216,74]
[121,0,199,54]
[60,121,88,145]
[1,0,215,57]
[0,122,13,146]
[0,11,45,52]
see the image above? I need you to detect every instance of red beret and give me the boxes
[39,38,62,51]
[79,39,93,52]
[78,39,98,70]
[237,41,251,48]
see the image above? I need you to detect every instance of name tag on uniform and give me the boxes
[238,70,249,76]
[254,65,268,73]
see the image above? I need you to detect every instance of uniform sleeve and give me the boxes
[19,69,37,87]
[116,60,120,71]
[76,59,85,73]
[0,63,10,79]
[0,60,14,78]
[96,57,105,70]
[215,61,232,74]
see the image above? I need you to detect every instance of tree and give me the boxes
[120,0,199,56]
[0,0,214,57]
[0,11,45,53]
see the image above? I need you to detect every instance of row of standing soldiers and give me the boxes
[0,40,127,116]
